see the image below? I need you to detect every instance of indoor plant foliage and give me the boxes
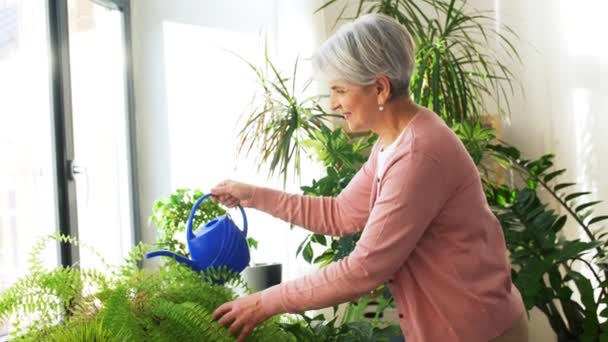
[150,188,258,256]
[0,235,401,341]
[0,195,399,340]
[150,188,227,256]
[311,3,608,340]
[234,0,608,340]
[235,47,342,185]
[298,126,376,266]
[0,235,290,341]
[280,309,400,342]
[484,144,608,341]
[317,0,521,125]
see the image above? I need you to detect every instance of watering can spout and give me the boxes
[146,250,199,271]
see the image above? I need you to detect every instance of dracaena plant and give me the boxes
[317,0,521,125]
[235,46,341,186]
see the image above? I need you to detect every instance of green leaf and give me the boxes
[575,201,602,213]
[311,234,328,246]
[296,236,310,257]
[589,216,608,226]
[564,192,592,202]
[552,215,567,232]
[314,0,339,14]
[303,242,314,264]
[557,240,600,262]
[569,271,597,308]
[313,250,335,266]
[548,269,562,290]
[554,182,577,192]
[247,237,258,250]
[543,169,566,183]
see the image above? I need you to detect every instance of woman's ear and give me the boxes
[375,75,392,105]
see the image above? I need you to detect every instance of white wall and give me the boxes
[130,0,327,281]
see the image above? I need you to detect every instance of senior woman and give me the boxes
[211,13,528,342]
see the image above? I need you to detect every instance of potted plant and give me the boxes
[0,234,291,341]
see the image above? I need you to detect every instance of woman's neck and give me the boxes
[375,97,421,147]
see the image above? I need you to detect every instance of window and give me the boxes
[0,0,59,335]
[66,0,135,269]
[0,0,137,336]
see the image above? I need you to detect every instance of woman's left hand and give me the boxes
[213,292,270,341]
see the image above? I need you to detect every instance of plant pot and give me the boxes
[242,262,282,292]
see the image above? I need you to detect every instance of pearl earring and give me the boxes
[379,105,384,111]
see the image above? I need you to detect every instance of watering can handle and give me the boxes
[186,193,248,241]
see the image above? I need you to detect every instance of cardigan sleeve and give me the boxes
[249,158,374,237]
[260,152,449,315]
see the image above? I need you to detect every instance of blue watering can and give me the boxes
[146,193,250,274]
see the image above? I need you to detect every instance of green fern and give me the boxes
[1,234,298,341]
[99,285,144,341]
[19,318,112,342]
[150,299,232,341]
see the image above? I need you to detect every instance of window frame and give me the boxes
[47,0,140,267]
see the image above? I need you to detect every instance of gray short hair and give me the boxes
[312,13,415,98]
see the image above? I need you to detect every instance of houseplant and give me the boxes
[0,235,400,341]
[235,45,341,186]
[316,0,521,125]
[0,235,290,341]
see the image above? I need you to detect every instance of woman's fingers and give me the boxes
[212,303,232,320]
[211,181,230,196]
[210,193,240,208]
[227,317,244,335]
[218,311,237,327]
[237,325,253,342]
[226,198,240,208]
[213,293,267,341]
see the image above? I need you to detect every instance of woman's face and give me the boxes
[328,80,379,132]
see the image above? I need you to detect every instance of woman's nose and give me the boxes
[329,97,340,112]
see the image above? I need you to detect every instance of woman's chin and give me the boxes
[346,122,365,133]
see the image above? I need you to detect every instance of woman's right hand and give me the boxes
[210,180,255,208]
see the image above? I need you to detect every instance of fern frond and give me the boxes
[150,298,233,341]
[2,239,300,341]
[28,317,112,342]
[204,265,251,293]
[99,285,144,341]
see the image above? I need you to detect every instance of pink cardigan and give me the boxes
[253,109,525,341]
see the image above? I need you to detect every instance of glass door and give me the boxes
[66,0,135,269]
[0,0,59,335]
